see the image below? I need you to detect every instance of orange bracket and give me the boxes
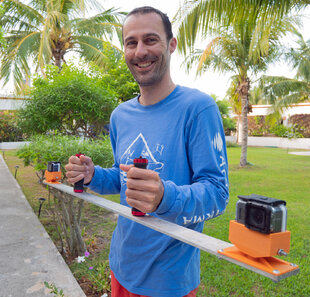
[44,170,61,184]
[218,221,299,276]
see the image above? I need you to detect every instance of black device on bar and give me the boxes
[74,153,84,193]
[131,156,148,216]
[236,194,287,234]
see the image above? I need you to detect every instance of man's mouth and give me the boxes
[136,61,154,69]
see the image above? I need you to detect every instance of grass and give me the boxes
[200,147,310,297]
[3,147,310,297]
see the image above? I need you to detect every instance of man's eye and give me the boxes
[146,38,157,44]
[126,41,137,47]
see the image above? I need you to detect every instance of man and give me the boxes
[66,6,229,297]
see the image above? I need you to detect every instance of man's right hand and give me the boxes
[65,155,95,185]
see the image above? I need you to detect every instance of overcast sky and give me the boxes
[98,1,310,99]
[1,1,309,98]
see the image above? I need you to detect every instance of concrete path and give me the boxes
[288,151,310,156]
[0,155,86,297]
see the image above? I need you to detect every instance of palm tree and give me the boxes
[175,0,307,166]
[0,4,5,48]
[261,35,310,112]
[0,0,124,92]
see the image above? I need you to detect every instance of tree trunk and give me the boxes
[48,187,86,257]
[239,78,250,166]
[236,115,241,143]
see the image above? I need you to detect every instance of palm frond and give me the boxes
[72,35,110,67]
[1,31,39,89]
[1,0,44,29]
[1,0,128,90]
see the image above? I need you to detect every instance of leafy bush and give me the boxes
[90,42,140,102]
[0,110,24,142]
[17,134,114,257]
[18,64,118,138]
[248,116,270,136]
[17,134,114,182]
[0,5,6,48]
[270,124,303,139]
[289,114,310,138]
[215,99,236,135]
[248,115,304,138]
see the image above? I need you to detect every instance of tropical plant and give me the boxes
[0,110,24,142]
[17,63,117,138]
[175,0,307,166]
[0,4,5,48]
[289,113,310,137]
[212,94,236,135]
[261,34,310,111]
[0,0,124,92]
[89,42,139,102]
[17,134,114,257]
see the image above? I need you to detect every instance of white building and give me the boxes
[249,102,310,125]
[0,95,26,111]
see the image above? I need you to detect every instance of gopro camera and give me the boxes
[236,194,287,234]
[47,161,61,172]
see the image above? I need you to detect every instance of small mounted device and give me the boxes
[218,194,299,277]
[131,156,148,217]
[74,153,85,193]
[236,194,287,234]
[44,161,61,184]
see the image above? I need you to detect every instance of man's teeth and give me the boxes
[138,62,152,68]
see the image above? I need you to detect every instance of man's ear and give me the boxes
[169,37,177,54]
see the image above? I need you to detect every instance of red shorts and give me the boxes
[111,271,198,297]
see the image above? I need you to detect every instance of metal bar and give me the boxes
[44,182,299,282]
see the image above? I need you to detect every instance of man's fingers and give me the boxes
[126,167,158,181]
[68,155,81,164]
[127,178,159,192]
[67,173,85,184]
[119,164,134,172]
[65,155,94,185]
[79,155,92,165]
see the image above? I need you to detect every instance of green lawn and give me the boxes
[3,146,310,296]
[199,147,310,297]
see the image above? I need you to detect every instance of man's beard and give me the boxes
[127,53,169,87]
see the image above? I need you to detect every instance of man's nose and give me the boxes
[135,41,148,58]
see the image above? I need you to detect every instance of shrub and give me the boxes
[288,114,310,138]
[17,134,114,257]
[17,134,113,182]
[215,99,236,135]
[91,42,140,102]
[0,110,24,142]
[248,115,304,138]
[248,116,270,136]
[270,124,303,139]
[18,64,118,138]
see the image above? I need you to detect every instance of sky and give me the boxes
[98,0,310,99]
[1,1,309,98]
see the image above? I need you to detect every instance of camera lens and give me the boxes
[245,203,270,233]
[249,207,265,226]
[249,208,264,225]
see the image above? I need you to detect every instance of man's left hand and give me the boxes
[120,164,164,213]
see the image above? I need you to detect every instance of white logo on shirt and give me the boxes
[213,132,223,152]
[120,133,164,185]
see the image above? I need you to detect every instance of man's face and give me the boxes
[123,13,176,87]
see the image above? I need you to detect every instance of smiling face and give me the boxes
[123,12,176,87]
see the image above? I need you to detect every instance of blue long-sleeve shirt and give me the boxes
[87,85,229,297]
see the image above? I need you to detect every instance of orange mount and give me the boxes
[218,220,299,276]
[44,170,61,184]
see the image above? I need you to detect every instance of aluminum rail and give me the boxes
[44,182,299,282]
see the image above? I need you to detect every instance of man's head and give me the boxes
[122,6,177,88]
[123,6,173,43]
